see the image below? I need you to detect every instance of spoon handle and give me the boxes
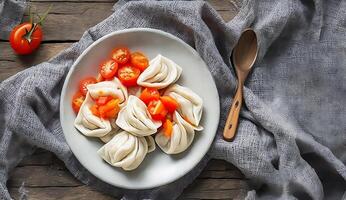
[223,83,243,141]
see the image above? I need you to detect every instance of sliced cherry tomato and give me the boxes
[72,92,85,113]
[104,108,118,119]
[99,99,120,119]
[163,119,173,138]
[79,77,97,96]
[160,96,179,113]
[147,100,168,121]
[99,59,118,79]
[131,52,149,71]
[9,22,43,55]
[90,104,100,117]
[117,65,141,87]
[139,88,160,104]
[111,47,130,64]
[96,73,104,82]
[95,96,112,106]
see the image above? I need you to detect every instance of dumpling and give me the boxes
[116,95,161,137]
[137,54,182,89]
[145,135,156,153]
[74,78,128,138]
[155,111,198,154]
[87,77,128,106]
[164,84,203,128]
[99,122,156,152]
[98,131,151,171]
[74,94,112,137]
[99,120,120,143]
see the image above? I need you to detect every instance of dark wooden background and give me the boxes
[1,0,249,199]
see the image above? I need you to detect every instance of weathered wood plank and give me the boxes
[17,149,243,172]
[9,159,245,187]
[18,1,237,41]
[9,186,116,200]
[9,186,247,200]
[199,169,244,179]
[8,157,248,199]
[191,179,248,191]
[18,151,55,166]
[0,42,70,63]
[8,166,81,187]
[0,42,70,81]
[205,159,240,171]
[218,9,239,22]
[29,0,238,11]
[23,2,113,41]
[208,0,242,11]
[179,189,248,200]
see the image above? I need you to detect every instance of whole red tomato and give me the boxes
[9,23,43,55]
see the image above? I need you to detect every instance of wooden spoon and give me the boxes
[223,29,258,141]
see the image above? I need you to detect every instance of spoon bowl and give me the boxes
[233,29,258,73]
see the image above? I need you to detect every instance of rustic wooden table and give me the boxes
[2,0,249,199]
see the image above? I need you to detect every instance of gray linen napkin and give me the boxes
[1,0,346,199]
[0,0,27,40]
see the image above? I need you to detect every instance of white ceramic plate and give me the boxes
[60,28,220,189]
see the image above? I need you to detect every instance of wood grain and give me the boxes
[7,150,248,199]
[179,189,248,200]
[0,43,70,80]
[19,1,238,41]
[9,186,116,200]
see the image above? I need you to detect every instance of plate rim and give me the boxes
[60,27,220,189]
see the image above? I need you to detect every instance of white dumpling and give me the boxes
[97,131,149,171]
[155,111,198,154]
[145,135,156,153]
[164,84,203,128]
[74,95,112,137]
[87,77,128,106]
[99,122,156,152]
[137,54,182,89]
[116,95,161,137]
[99,120,120,143]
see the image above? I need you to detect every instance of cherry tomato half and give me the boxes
[96,73,104,82]
[72,92,85,113]
[139,88,160,105]
[98,99,120,119]
[90,104,100,117]
[95,96,112,106]
[147,100,168,121]
[162,119,173,138]
[131,52,149,71]
[99,59,118,79]
[111,47,130,64]
[9,23,43,55]
[79,77,97,96]
[160,96,179,113]
[117,65,141,87]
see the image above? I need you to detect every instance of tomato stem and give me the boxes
[22,4,52,44]
[23,23,38,43]
[28,6,33,23]
[37,5,52,25]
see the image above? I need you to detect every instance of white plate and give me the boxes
[60,28,220,189]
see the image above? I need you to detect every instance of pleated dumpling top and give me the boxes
[137,54,182,89]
